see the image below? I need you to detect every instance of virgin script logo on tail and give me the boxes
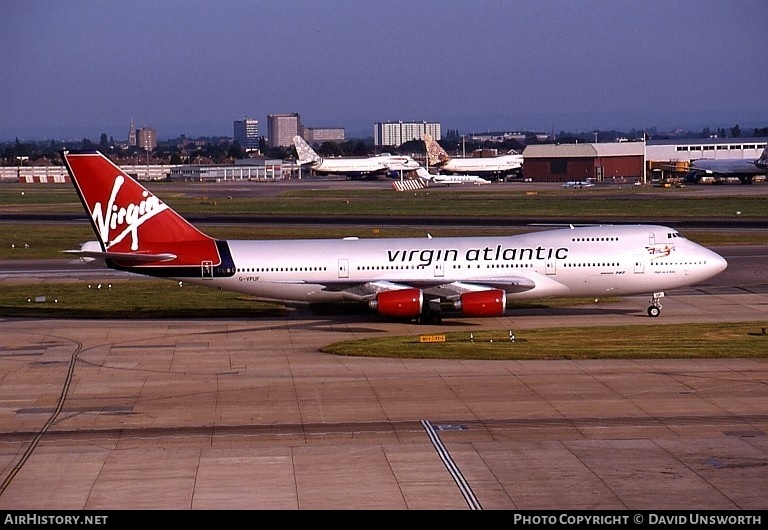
[91,175,168,250]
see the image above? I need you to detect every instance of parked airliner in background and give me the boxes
[422,133,523,179]
[414,167,490,186]
[293,135,419,179]
[61,150,727,323]
[687,144,768,184]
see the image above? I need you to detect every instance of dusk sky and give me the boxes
[2,0,766,141]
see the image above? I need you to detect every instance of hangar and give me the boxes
[645,137,767,162]
[522,142,644,183]
[645,137,767,184]
[521,138,767,184]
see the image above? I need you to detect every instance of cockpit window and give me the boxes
[667,232,681,239]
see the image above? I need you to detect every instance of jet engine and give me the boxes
[369,288,423,318]
[453,289,506,317]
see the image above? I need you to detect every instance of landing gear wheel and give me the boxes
[418,310,442,324]
[647,292,664,318]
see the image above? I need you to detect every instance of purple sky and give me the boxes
[2,0,767,140]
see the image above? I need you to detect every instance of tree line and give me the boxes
[3,124,766,167]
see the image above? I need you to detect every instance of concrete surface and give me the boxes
[1,286,766,510]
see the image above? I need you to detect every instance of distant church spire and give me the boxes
[129,117,137,147]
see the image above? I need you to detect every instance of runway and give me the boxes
[1,262,767,509]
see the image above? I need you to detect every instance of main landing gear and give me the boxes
[647,292,664,317]
[417,300,444,324]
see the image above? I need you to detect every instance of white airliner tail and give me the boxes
[293,135,323,166]
[415,167,433,181]
[756,144,768,169]
[422,133,452,166]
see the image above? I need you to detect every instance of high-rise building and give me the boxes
[305,127,345,143]
[136,127,157,151]
[374,121,441,147]
[267,113,302,148]
[234,117,260,151]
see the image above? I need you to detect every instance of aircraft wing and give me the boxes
[322,280,416,300]
[420,278,536,300]
[314,277,536,301]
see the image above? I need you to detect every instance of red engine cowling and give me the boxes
[455,289,506,317]
[369,288,423,317]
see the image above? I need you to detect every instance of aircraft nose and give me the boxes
[708,249,728,275]
[715,253,728,273]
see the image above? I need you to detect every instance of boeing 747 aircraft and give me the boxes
[293,135,419,179]
[422,133,523,179]
[61,150,727,323]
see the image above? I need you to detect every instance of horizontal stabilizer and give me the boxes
[63,249,178,263]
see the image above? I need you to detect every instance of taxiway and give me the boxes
[0,267,766,510]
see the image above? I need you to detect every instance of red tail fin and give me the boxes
[62,150,220,266]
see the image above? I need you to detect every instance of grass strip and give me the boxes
[322,322,768,360]
[0,280,283,319]
[2,281,765,360]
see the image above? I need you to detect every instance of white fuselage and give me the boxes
[436,154,523,174]
[690,159,763,175]
[420,169,489,185]
[689,145,768,177]
[163,224,726,305]
[310,154,420,175]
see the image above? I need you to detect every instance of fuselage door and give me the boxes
[201,260,214,280]
[634,255,645,274]
[338,259,349,279]
[433,262,444,278]
[546,259,557,275]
